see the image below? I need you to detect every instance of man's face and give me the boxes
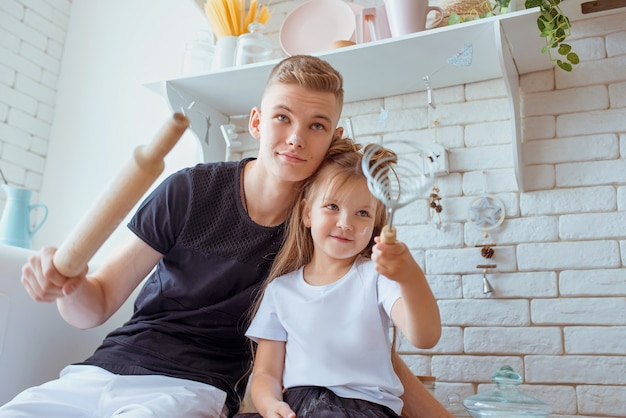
[249,83,343,184]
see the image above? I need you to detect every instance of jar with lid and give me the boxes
[182,30,215,75]
[463,365,552,417]
[235,22,273,66]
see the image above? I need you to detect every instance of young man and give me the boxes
[5,55,452,418]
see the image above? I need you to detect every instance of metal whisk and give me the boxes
[362,140,435,243]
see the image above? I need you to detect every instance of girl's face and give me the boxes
[303,176,378,262]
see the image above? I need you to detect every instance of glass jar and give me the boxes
[235,22,272,66]
[463,365,552,417]
[444,394,471,418]
[182,30,215,75]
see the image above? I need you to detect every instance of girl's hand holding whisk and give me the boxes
[372,236,442,349]
[371,236,421,285]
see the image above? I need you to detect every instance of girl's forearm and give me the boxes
[251,372,286,416]
[398,267,442,348]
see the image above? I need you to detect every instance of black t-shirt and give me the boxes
[80,159,284,415]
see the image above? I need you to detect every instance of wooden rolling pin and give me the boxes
[53,112,189,278]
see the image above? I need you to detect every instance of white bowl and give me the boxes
[279,0,356,56]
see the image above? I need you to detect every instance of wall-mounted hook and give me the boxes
[423,76,436,109]
[180,101,195,117]
[342,117,354,140]
[220,124,243,161]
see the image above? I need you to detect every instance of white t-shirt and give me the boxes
[245,256,404,414]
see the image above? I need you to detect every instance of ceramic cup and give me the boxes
[383,0,444,37]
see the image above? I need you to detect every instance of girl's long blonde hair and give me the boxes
[242,138,399,391]
[250,138,397,320]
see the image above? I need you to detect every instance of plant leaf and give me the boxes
[530,0,578,72]
[448,13,461,25]
[558,44,571,55]
[557,60,573,72]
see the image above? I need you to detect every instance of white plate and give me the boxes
[279,0,356,56]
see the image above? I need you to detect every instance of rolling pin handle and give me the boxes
[136,112,189,165]
[52,113,189,278]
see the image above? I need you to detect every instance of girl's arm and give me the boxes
[392,351,454,418]
[250,339,296,418]
[372,237,441,349]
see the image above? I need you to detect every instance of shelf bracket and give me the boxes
[495,20,523,191]
[164,82,229,162]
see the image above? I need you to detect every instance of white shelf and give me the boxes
[146,9,546,116]
[145,1,621,191]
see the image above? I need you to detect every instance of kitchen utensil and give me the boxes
[0,185,48,249]
[347,2,391,43]
[383,0,444,37]
[463,365,552,417]
[361,141,435,243]
[52,113,189,278]
[362,5,392,42]
[279,0,356,56]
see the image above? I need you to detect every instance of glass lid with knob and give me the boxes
[463,365,553,417]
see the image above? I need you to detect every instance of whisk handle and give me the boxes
[381,225,396,244]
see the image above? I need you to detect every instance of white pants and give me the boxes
[0,365,229,418]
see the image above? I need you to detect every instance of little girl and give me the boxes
[236,138,442,418]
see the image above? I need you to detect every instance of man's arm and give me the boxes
[392,351,454,418]
[22,232,161,329]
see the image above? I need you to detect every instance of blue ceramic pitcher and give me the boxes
[0,184,48,249]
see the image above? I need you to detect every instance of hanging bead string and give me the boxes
[429,183,442,224]
[421,24,490,113]
[428,119,443,225]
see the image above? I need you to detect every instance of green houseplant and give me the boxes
[525,0,579,71]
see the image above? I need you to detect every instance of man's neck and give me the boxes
[242,160,298,227]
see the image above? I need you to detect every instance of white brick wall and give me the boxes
[2,1,625,416]
[384,11,626,417]
[0,0,71,204]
